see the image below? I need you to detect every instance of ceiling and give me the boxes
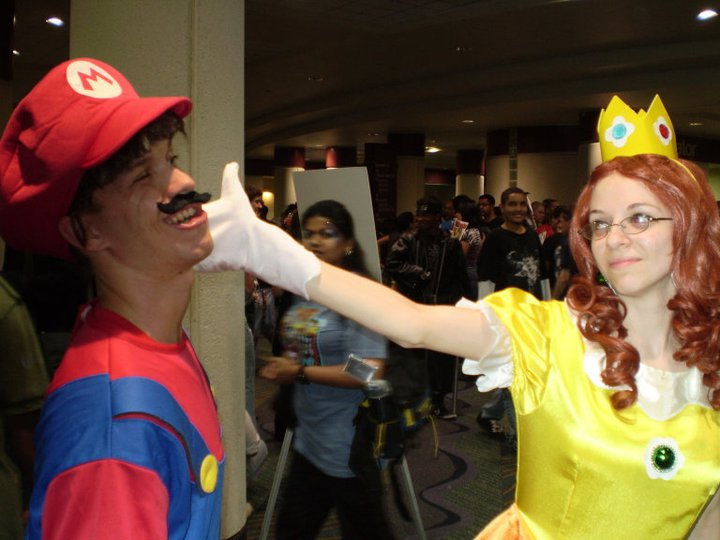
[9,0,720,170]
[245,0,720,168]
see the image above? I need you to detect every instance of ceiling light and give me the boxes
[46,17,65,27]
[425,146,442,153]
[455,46,472,53]
[307,75,324,82]
[12,50,20,56]
[462,119,474,124]
[689,122,704,126]
[697,9,718,20]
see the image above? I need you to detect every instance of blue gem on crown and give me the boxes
[612,124,627,140]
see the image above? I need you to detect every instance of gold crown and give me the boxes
[597,95,677,162]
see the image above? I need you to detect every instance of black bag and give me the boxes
[349,342,433,468]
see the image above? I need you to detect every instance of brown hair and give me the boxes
[68,112,184,248]
[567,154,720,410]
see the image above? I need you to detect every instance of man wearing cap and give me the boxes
[384,196,470,418]
[0,58,222,539]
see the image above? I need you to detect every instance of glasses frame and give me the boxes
[580,215,673,241]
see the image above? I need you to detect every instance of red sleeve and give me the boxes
[42,459,169,540]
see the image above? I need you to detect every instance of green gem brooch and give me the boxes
[644,437,684,480]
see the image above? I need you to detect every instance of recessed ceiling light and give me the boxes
[46,17,65,26]
[689,122,704,126]
[425,146,442,154]
[12,50,20,56]
[462,119,474,124]
[455,46,473,53]
[697,9,718,20]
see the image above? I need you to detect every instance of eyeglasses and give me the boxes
[580,214,673,240]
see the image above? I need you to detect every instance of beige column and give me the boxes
[70,1,247,537]
[274,166,302,210]
[396,155,425,212]
[456,149,485,198]
[579,142,602,180]
[390,134,425,212]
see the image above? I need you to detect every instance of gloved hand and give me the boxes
[195,162,321,299]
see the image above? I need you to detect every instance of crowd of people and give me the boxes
[1,57,719,540]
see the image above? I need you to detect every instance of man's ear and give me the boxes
[58,215,107,252]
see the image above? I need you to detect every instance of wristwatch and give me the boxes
[296,364,310,384]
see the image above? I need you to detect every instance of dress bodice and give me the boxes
[461,288,720,539]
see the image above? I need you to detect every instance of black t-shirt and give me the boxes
[478,226,546,299]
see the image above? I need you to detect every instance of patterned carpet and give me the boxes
[245,373,517,540]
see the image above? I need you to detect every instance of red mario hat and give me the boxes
[0,58,192,259]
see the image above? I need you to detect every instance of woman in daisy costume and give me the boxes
[198,95,720,538]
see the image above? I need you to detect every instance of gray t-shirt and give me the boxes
[281,297,386,477]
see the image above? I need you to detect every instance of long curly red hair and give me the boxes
[567,154,720,410]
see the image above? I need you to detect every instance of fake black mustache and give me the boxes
[157,191,212,214]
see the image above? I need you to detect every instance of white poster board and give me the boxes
[292,167,381,283]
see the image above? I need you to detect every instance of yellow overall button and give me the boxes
[200,454,219,493]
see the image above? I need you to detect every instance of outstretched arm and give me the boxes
[306,262,494,361]
[197,162,495,361]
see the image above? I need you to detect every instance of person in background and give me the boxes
[0,275,49,540]
[243,183,266,418]
[280,203,298,231]
[245,185,264,218]
[478,187,546,300]
[0,58,223,539]
[532,200,554,243]
[385,196,471,418]
[478,194,503,230]
[440,199,455,233]
[260,199,393,540]
[377,211,414,284]
[454,196,485,301]
[542,205,575,299]
[543,198,560,218]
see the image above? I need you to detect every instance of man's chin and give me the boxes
[192,237,215,265]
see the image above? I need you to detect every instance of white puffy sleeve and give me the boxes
[457,297,514,391]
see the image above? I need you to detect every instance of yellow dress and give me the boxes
[461,288,720,539]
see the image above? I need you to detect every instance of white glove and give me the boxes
[195,162,320,299]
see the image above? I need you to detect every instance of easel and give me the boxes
[448,356,460,418]
[259,428,427,540]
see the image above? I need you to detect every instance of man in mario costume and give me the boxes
[0,58,224,539]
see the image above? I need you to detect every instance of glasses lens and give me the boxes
[580,223,597,240]
[623,215,650,234]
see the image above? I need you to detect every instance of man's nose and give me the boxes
[169,166,196,192]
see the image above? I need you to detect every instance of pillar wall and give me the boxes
[456,173,484,198]
[70,1,247,537]
[455,149,484,198]
[396,156,426,213]
[389,133,425,213]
